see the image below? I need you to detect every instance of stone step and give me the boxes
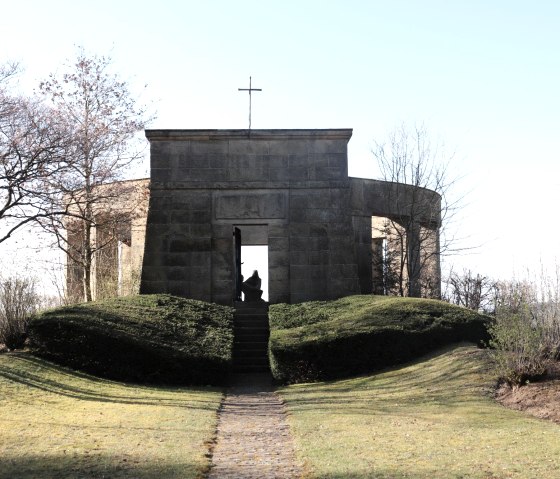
[234,316,269,322]
[233,365,270,374]
[234,333,269,343]
[235,310,269,317]
[234,326,269,335]
[233,341,268,351]
[234,356,270,367]
[233,342,268,351]
[234,348,268,356]
[234,324,269,333]
[232,305,271,373]
[233,318,268,328]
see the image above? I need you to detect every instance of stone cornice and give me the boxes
[145,129,353,141]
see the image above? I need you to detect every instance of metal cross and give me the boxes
[238,76,262,130]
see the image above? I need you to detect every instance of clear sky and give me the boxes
[1,0,559,285]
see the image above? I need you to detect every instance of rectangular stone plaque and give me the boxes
[216,192,287,219]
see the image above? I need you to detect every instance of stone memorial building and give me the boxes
[137,129,442,305]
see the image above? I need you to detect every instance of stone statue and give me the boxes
[242,270,263,302]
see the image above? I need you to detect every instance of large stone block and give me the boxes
[228,139,269,155]
[268,155,290,169]
[172,192,212,210]
[289,251,309,266]
[162,253,190,267]
[228,155,271,181]
[269,266,289,282]
[308,265,328,280]
[288,166,309,181]
[288,236,308,252]
[215,192,287,219]
[290,265,309,280]
[168,236,211,253]
[167,280,188,297]
[269,237,289,252]
[151,168,171,182]
[307,236,329,251]
[175,167,228,182]
[147,210,169,224]
[309,250,329,265]
[269,139,308,155]
[190,140,229,155]
[141,266,166,282]
[187,255,208,271]
[167,267,187,281]
[269,168,291,182]
[140,280,166,294]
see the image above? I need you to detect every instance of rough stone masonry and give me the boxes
[139,129,441,305]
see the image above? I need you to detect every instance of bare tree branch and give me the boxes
[371,123,464,298]
[0,62,70,244]
[37,49,152,302]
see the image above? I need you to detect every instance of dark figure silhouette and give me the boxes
[242,270,264,302]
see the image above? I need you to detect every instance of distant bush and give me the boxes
[28,294,234,385]
[0,277,40,350]
[488,306,550,385]
[269,295,490,384]
[488,277,560,385]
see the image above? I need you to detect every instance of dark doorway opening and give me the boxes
[232,225,269,302]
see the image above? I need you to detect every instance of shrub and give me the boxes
[488,306,550,385]
[488,277,560,385]
[0,276,40,350]
[28,294,234,385]
[269,295,490,384]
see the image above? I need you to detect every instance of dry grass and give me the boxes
[0,352,222,479]
[279,344,560,478]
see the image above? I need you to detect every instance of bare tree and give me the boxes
[38,50,151,302]
[371,124,461,298]
[0,62,68,243]
[443,268,496,313]
[0,275,40,350]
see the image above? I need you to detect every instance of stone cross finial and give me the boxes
[238,76,262,131]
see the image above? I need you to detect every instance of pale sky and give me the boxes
[1,0,559,287]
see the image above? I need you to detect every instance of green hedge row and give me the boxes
[269,295,490,384]
[28,295,234,386]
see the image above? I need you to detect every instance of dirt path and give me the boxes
[207,374,303,479]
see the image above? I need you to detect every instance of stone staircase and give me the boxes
[233,302,270,373]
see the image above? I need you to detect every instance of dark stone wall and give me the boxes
[140,130,441,304]
[140,130,360,305]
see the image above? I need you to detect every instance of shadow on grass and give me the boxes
[278,345,496,416]
[0,454,203,479]
[1,455,431,479]
[302,474,428,479]
[0,353,220,410]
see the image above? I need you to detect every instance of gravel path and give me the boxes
[207,374,304,479]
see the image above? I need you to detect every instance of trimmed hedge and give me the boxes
[269,295,490,383]
[28,294,234,386]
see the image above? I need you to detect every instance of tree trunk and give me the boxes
[82,215,93,302]
[83,261,93,302]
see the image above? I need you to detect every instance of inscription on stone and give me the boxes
[216,192,287,219]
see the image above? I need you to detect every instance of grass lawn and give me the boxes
[279,344,560,479]
[0,352,222,479]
